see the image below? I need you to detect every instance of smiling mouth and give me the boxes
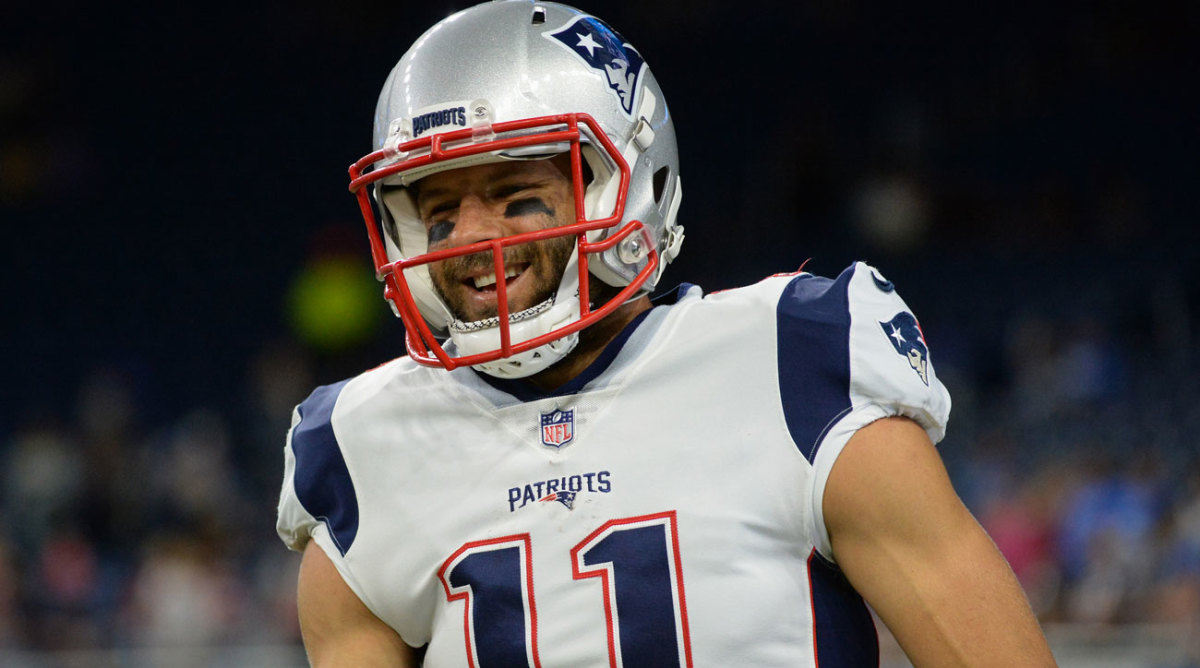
[466,263,529,292]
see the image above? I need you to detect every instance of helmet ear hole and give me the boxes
[531,6,546,24]
[652,165,671,204]
[580,157,594,186]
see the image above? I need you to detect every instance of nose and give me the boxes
[443,194,504,249]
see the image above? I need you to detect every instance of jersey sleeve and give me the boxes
[276,404,316,552]
[775,262,952,562]
[276,379,361,557]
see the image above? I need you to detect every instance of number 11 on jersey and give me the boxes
[572,511,694,668]
[440,510,693,668]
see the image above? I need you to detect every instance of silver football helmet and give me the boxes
[349,0,683,378]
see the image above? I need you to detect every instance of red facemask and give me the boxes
[348,113,658,372]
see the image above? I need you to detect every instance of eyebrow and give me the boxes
[412,184,442,207]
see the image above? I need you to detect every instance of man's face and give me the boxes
[414,156,577,324]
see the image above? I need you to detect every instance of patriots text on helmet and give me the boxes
[411,106,467,138]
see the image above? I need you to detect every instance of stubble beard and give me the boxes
[431,235,576,324]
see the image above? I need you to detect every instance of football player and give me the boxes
[278,2,1057,665]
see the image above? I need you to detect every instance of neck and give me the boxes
[524,295,652,392]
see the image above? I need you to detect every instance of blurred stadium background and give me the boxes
[2,1,1196,665]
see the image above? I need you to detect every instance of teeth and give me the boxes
[472,266,520,289]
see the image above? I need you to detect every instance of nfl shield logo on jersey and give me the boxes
[540,408,575,448]
[880,312,930,386]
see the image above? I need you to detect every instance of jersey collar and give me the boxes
[472,284,695,402]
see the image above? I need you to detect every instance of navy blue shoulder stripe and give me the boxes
[776,267,854,463]
[292,379,359,556]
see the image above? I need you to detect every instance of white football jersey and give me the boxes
[277,262,951,667]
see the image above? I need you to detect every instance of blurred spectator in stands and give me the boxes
[0,537,20,648]
[2,418,81,555]
[124,532,243,655]
[1058,453,1164,624]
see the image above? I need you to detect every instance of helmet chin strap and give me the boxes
[447,249,584,379]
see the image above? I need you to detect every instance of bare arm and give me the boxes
[297,541,417,668]
[823,417,1056,666]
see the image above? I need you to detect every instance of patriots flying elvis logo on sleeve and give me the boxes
[546,16,645,117]
[880,312,930,386]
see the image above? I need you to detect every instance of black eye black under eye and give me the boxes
[428,220,455,244]
[505,197,555,218]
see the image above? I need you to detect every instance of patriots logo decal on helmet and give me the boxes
[880,312,930,386]
[546,16,645,117]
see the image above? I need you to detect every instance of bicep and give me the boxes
[297,541,416,668]
[823,417,1055,667]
